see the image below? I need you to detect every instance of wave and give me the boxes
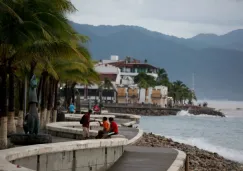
[167,136,243,163]
[176,110,221,117]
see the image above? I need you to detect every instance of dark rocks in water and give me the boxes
[9,133,52,145]
[106,107,178,116]
[106,105,226,117]
[188,108,225,117]
[135,133,243,171]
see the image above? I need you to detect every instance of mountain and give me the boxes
[189,29,243,50]
[69,21,243,101]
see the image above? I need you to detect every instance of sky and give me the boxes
[69,0,243,38]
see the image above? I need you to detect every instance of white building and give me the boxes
[100,56,159,83]
[76,55,168,106]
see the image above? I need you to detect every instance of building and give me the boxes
[75,63,119,102]
[75,55,169,106]
[100,56,159,85]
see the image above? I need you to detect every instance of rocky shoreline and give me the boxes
[135,133,243,171]
[105,105,226,117]
[187,108,225,117]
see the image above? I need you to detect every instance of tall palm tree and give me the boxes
[168,80,196,105]
[134,72,156,102]
[0,0,81,149]
[100,78,114,103]
[157,68,169,86]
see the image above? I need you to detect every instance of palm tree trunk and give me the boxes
[17,81,24,127]
[7,67,16,134]
[52,80,59,122]
[46,77,54,124]
[71,82,76,104]
[64,82,68,108]
[0,66,8,149]
[40,71,48,129]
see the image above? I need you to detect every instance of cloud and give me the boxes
[69,0,243,38]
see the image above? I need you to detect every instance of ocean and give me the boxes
[139,100,243,163]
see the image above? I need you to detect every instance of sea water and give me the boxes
[139,100,243,163]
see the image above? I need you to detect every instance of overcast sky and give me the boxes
[69,0,243,38]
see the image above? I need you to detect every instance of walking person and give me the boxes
[80,109,92,139]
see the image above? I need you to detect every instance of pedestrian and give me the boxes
[69,103,75,113]
[80,109,92,139]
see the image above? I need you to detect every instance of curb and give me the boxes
[167,149,187,171]
[127,128,144,145]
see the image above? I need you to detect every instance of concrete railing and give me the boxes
[65,114,115,122]
[46,122,100,139]
[0,138,127,171]
[106,112,140,120]
[167,149,187,171]
[65,113,140,127]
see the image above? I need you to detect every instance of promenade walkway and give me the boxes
[110,128,178,171]
[50,126,178,171]
[108,146,178,171]
[14,115,181,171]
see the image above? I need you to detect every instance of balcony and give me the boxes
[120,72,158,78]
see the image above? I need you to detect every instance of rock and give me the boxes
[9,133,52,145]
[134,133,243,171]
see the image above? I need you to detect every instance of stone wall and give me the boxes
[0,139,127,171]
[12,146,123,171]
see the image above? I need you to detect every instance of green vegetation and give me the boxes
[99,77,115,102]
[134,69,197,105]
[0,0,99,149]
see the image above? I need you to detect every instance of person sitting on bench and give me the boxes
[108,117,118,136]
[96,117,110,139]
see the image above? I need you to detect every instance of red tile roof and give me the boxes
[108,60,158,69]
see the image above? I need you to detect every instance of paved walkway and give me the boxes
[15,121,178,171]
[108,146,178,171]
[119,127,139,139]
[109,127,178,171]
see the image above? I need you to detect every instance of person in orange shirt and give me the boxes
[96,117,110,139]
[99,117,110,133]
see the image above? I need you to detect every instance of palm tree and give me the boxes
[100,78,114,103]
[134,72,156,102]
[0,0,82,149]
[168,80,196,105]
[137,79,149,102]
[156,68,169,86]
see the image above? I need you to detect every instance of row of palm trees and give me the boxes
[0,0,99,149]
[134,68,197,104]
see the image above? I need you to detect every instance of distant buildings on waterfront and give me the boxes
[76,55,169,107]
